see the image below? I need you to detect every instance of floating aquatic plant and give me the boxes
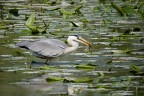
[111,2,127,17]
[59,5,83,18]
[25,12,50,34]
[0,24,8,29]
[46,76,93,83]
[76,64,98,69]
[129,65,144,75]
[121,5,135,16]
[25,12,35,27]
[39,66,58,70]
[46,76,64,82]
[72,77,93,83]
[137,3,144,20]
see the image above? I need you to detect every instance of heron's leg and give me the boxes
[44,59,49,64]
[29,63,32,68]
[46,59,48,63]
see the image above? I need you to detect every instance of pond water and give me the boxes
[0,0,144,96]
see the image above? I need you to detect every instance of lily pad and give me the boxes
[76,64,97,69]
[0,25,8,29]
[73,77,93,83]
[63,77,93,83]
[46,76,93,83]
[46,76,64,82]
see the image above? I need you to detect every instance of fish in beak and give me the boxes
[76,37,92,46]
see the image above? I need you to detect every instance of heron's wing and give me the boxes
[16,41,33,49]
[27,39,67,57]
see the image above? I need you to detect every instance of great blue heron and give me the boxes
[16,35,92,64]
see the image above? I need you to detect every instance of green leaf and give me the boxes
[46,77,64,82]
[46,76,93,83]
[111,2,127,17]
[0,25,7,29]
[101,6,109,16]
[74,5,83,12]
[129,65,141,73]
[106,60,112,64]
[21,29,31,33]
[74,5,83,15]
[63,77,93,83]
[59,8,75,15]
[25,12,35,27]
[43,21,51,31]
[121,5,135,16]
[76,64,97,69]
[74,77,93,83]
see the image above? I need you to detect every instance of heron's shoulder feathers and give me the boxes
[38,39,67,47]
[27,39,67,57]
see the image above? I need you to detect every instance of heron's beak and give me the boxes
[77,37,92,47]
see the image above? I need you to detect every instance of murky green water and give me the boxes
[0,0,144,96]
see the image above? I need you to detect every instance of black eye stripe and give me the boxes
[70,34,79,39]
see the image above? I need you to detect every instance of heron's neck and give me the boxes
[64,41,79,54]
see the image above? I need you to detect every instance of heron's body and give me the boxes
[16,35,91,64]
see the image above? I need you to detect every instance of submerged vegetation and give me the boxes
[0,0,144,96]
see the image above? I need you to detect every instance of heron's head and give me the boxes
[68,35,92,46]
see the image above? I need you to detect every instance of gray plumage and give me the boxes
[16,39,67,59]
[16,35,91,64]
